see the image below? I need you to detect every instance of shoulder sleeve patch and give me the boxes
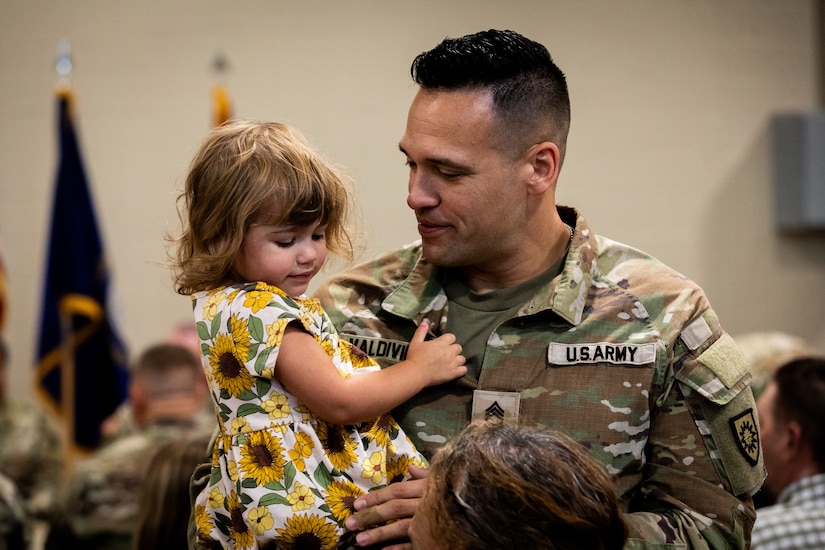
[730,408,760,466]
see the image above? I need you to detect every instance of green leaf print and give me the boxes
[210,312,222,339]
[256,378,272,396]
[236,389,258,401]
[264,480,286,491]
[196,320,211,342]
[284,461,296,489]
[247,342,261,362]
[259,493,291,507]
[241,478,258,489]
[255,347,273,375]
[238,403,265,416]
[249,314,264,343]
[313,462,333,489]
[214,512,232,536]
[209,466,222,486]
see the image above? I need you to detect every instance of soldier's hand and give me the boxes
[344,464,428,548]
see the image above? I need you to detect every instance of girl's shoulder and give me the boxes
[193,282,302,318]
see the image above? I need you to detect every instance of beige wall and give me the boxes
[1,0,824,402]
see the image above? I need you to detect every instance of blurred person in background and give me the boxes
[100,321,213,442]
[50,342,213,550]
[751,356,825,549]
[735,331,817,400]
[133,433,212,550]
[735,330,820,508]
[0,339,62,546]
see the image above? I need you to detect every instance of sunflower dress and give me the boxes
[191,281,425,550]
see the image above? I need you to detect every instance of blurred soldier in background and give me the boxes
[0,339,62,547]
[50,342,213,550]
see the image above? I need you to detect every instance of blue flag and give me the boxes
[35,90,129,450]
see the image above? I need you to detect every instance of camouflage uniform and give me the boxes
[0,400,62,522]
[316,206,766,549]
[57,419,212,550]
[0,471,27,550]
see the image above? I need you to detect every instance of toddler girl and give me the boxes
[171,120,466,549]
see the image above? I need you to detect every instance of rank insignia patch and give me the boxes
[730,408,760,466]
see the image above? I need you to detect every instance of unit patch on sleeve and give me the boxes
[729,408,760,466]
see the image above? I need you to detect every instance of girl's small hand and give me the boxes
[406,320,467,386]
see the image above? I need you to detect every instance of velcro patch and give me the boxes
[697,333,749,389]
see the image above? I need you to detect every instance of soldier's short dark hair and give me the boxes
[410,29,571,162]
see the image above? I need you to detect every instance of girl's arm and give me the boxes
[276,321,465,425]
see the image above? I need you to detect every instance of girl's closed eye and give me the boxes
[275,238,296,248]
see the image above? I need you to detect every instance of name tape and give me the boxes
[340,335,409,362]
[548,342,656,366]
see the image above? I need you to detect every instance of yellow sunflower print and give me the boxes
[262,393,291,420]
[243,289,274,314]
[276,514,339,550]
[248,506,275,537]
[206,487,224,508]
[265,318,288,348]
[226,491,254,550]
[361,451,386,485]
[287,482,316,512]
[288,432,315,472]
[362,413,394,448]
[201,291,226,321]
[324,479,365,524]
[229,313,251,361]
[239,430,286,487]
[346,342,374,369]
[209,333,255,397]
[316,422,358,472]
[386,455,419,485]
[230,417,252,435]
[194,504,214,542]
[300,298,324,317]
[319,338,335,358]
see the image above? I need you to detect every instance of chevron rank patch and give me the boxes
[472,390,520,422]
[730,408,760,466]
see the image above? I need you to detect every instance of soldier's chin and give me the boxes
[420,242,457,267]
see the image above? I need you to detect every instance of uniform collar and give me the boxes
[382,206,595,327]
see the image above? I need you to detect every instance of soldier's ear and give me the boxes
[525,141,560,196]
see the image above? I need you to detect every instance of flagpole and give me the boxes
[211,52,232,127]
[54,41,77,479]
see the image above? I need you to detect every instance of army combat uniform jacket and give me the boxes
[316,206,766,549]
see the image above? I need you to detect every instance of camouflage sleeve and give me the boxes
[624,312,765,548]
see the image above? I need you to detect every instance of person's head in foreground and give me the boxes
[410,420,627,550]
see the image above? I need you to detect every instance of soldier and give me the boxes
[315,29,766,548]
[0,339,62,537]
[52,343,212,550]
[0,471,27,550]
